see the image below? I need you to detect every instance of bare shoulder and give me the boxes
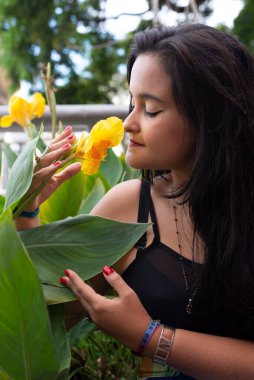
[90,179,142,223]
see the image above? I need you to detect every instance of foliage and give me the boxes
[0,0,214,104]
[232,0,254,54]
[69,329,139,380]
[0,0,127,103]
[0,72,144,378]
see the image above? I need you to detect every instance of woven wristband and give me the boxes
[13,207,40,218]
[152,325,175,366]
[137,320,160,356]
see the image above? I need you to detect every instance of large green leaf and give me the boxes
[68,317,96,347]
[120,154,140,181]
[3,143,18,169]
[78,177,105,214]
[0,142,2,177]
[40,170,86,223]
[3,135,39,211]
[0,368,12,380]
[0,195,5,215]
[0,209,59,379]
[48,305,71,380]
[19,215,150,304]
[99,148,123,188]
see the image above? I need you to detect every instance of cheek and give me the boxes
[152,124,194,166]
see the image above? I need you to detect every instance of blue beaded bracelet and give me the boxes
[137,320,160,355]
[13,207,40,218]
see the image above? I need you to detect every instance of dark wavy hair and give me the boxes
[127,24,254,338]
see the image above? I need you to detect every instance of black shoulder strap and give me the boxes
[134,180,160,249]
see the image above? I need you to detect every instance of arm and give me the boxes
[63,178,143,326]
[14,126,81,231]
[61,268,254,380]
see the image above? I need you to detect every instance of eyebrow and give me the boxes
[130,91,166,104]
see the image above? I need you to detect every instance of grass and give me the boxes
[69,329,139,380]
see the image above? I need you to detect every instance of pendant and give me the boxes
[186,297,193,314]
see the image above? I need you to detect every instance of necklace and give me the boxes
[172,195,196,315]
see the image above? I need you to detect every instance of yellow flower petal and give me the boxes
[77,116,124,175]
[0,92,46,128]
[85,116,124,151]
[9,96,30,127]
[81,158,101,175]
[76,131,88,158]
[81,145,103,175]
[0,115,15,128]
[29,93,46,119]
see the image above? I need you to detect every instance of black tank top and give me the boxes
[122,180,254,340]
[122,180,201,328]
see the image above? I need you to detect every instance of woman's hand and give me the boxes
[23,126,81,211]
[15,126,81,230]
[60,266,152,353]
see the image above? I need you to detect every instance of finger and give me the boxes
[29,160,63,192]
[49,133,76,152]
[102,266,134,298]
[54,162,81,184]
[34,142,72,172]
[61,269,100,307]
[49,126,73,145]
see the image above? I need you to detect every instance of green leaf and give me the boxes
[120,155,140,181]
[3,143,18,169]
[48,305,71,380]
[25,123,47,153]
[99,148,123,188]
[0,195,5,215]
[68,318,96,347]
[3,135,39,211]
[19,215,150,304]
[0,367,12,380]
[0,209,59,379]
[78,177,105,214]
[40,170,86,223]
[0,142,2,177]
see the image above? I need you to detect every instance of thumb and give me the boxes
[55,162,81,183]
[102,266,133,297]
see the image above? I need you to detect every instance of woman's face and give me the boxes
[124,54,194,177]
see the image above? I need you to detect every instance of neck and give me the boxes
[171,169,190,190]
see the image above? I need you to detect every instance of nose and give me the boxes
[123,110,140,133]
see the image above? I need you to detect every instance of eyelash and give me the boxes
[129,105,161,118]
[144,110,161,118]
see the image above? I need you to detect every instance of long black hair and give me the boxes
[127,24,254,338]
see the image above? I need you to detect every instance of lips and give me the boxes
[129,139,145,147]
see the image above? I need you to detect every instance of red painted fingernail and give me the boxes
[103,266,114,275]
[62,143,71,149]
[65,126,72,133]
[60,277,67,285]
[64,269,70,277]
[53,160,61,166]
[67,134,74,140]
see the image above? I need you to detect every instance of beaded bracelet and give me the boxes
[137,320,160,356]
[152,325,175,366]
[13,207,40,218]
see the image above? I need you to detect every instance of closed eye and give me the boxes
[144,109,162,117]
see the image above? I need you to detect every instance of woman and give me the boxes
[58,24,254,378]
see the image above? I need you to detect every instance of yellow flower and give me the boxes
[75,131,88,158]
[78,116,124,175]
[0,92,46,128]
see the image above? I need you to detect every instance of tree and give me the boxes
[232,0,254,54]
[0,0,213,104]
[0,0,126,103]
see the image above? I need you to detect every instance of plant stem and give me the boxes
[41,63,57,139]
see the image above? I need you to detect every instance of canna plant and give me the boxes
[0,64,145,379]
